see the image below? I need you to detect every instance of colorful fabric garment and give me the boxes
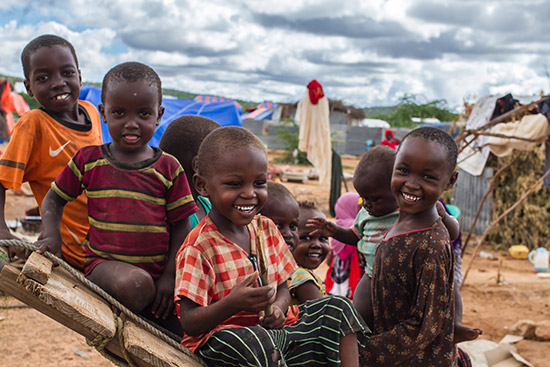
[0,101,102,269]
[197,296,369,367]
[326,192,363,298]
[353,207,399,277]
[51,144,197,278]
[325,251,363,299]
[439,198,464,285]
[307,79,325,105]
[457,347,472,367]
[174,214,297,352]
[189,195,211,229]
[360,219,456,366]
[380,129,399,150]
[288,267,327,305]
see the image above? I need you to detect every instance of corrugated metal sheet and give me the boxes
[451,167,493,235]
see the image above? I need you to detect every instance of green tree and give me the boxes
[372,95,458,127]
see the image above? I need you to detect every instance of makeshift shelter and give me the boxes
[242,101,274,121]
[79,85,242,146]
[452,94,550,284]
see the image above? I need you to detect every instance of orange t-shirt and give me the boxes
[0,100,103,269]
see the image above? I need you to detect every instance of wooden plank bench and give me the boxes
[0,252,206,367]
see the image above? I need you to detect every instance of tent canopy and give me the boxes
[79,85,242,146]
[242,101,274,121]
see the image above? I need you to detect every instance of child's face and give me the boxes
[294,208,330,269]
[261,196,299,251]
[353,162,397,217]
[100,80,163,155]
[391,136,457,217]
[197,147,268,227]
[24,45,81,115]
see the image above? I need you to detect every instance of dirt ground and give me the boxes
[1,152,549,366]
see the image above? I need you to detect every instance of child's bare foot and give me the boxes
[454,323,482,343]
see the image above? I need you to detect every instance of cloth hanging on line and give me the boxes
[296,80,331,186]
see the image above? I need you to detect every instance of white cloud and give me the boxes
[0,0,548,108]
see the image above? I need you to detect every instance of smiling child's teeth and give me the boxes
[234,205,254,212]
[403,193,420,202]
[54,94,69,100]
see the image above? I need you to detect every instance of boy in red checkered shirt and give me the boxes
[174,127,369,367]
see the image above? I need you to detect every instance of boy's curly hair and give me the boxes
[159,115,220,171]
[353,146,396,187]
[101,62,162,105]
[400,126,458,172]
[21,34,79,79]
[196,126,266,176]
[298,200,317,210]
[264,181,296,207]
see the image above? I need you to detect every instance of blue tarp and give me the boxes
[79,85,242,146]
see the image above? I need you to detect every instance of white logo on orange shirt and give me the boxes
[49,141,71,157]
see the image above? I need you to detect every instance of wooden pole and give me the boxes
[461,166,550,287]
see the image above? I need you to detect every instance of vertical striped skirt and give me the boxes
[197,296,370,367]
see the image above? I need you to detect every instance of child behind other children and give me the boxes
[309,146,481,345]
[260,181,299,251]
[175,126,367,367]
[288,201,329,304]
[0,35,102,270]
[359,127,462,366]
[36,62,197,334]
[260,187,329,305]
[308,146,399,328]
[159,115,220,228]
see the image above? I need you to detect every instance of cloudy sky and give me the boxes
[0,0,548,110]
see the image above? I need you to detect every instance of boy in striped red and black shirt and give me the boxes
[36,62,197,336]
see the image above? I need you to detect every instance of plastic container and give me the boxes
[528,247,549,273]
[508,245,529,259]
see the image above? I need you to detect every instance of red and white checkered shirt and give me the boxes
[175,214,297,351]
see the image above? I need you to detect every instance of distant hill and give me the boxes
[0,73,260,112]
[363,106,396,118]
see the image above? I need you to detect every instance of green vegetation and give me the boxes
[1,73,259,113]
[368,95,458,128]
[273,119,311,165]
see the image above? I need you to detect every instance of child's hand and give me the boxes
[259,305,286,329]
[227,272,276,313]
[34,232,62,258]
[152,273,176,320]
[306,217,337,237]
[436,201,447,219]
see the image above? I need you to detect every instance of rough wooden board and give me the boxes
[18,254,116,339]
[0,264,149,367]
[19,251,52,285]
[123,321,206,367]
[0,259,206,367]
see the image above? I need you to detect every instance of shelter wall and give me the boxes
[243,119,393,156]
[451,167,493,235]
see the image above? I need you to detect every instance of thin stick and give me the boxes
[496,259,503,285]
[461,154,520,254]
[256,216,273,316]
[462,166,550,287]
[463,130,542,143]
[477,96,550,131]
